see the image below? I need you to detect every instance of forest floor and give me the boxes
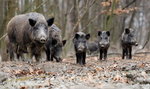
[0,54,150,89]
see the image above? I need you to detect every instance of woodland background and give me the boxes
[0,0,149,57]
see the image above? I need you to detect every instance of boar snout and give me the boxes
[135,42,138,46]
[40,36,48,43]
[77,43,85,52]
[100,44,105,48]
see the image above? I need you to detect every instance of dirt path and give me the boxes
[0,54,150,89]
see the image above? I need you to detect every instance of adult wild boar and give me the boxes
[45,24,66,62]
[121,28,138,59]
[73,32,90,65]
[7,12,54,61]
[97,31,110,60]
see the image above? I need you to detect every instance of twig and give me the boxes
[20,0,36,14]
[32,0,49,12]
[81,12,102,31]
[72,0,96,32]
[123,0,137,10]
[21,0,49,14]
[0,33,7,41]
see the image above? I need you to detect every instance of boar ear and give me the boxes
[52,39,57,45]
[29,19,36,27]
[106,31,110,36]
[75,34,79,39]
[86,34,90,40]
[98,31,102,36]
[47,18,54,26]
[62,40,67,46]
[125,28,130,34]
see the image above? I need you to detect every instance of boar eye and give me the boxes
[105,37,108,40]
[33,27,38,30]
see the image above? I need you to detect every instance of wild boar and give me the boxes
[73,32,90,65]
[45,24,66,62]
[121,28,138,59]
[7,12,54,61]
[97,31,110,60]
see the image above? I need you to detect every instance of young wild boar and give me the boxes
[97,31,110,60]
[7,12,54,62]
[121,28,138,59]
[45,24,66,62]
[73,32,90,65]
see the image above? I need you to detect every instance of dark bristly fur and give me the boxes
[45,24,66,62]
[73,32,90,65]
[121,28,138,59]
[97,31,110,60]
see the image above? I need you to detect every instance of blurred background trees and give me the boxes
[0,0,149,57]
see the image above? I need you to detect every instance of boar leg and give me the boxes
[16,45,20,61]
[82,52,86,65]
[99,49,103,60]
[79,53,83,65]
[50,55,54,61]
[34,54,41,62]
[104,49,108,60]
[46,49,51,61]
[126,47,129,59]
[122,48,126,59]
[76,53,80,64]
[9,51,14,61]
[129,46,132,59]
[7,48,14,61]
[54,56,62,62]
